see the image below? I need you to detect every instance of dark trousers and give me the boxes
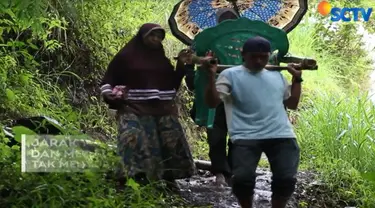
[230,138,300,200]
[190,102,231,177]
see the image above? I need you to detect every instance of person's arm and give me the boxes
[174,60,188,91]
[204,66,231,108]
[184,64,195,91]
[174,48,200,91]
[284,79,302,110]
[283,65,302,110]
[100,54,123,107]
[184,43,199,91]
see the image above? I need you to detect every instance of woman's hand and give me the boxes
[103,85,127,101]
[112,85,128,99]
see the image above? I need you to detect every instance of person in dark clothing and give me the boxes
[100,23,196,191]
[184,8,239,186]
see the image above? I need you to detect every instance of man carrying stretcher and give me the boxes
[203,36,303,208]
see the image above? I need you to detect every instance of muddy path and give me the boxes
[176,168,318,208]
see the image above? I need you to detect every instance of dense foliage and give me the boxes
[1,0,375,207]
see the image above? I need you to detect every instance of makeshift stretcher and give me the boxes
[168,0,316,128]
[192,18,317,127]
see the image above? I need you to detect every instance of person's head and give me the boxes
[137,23,165,49]
[216,8,239,23]
[241,36,271,72]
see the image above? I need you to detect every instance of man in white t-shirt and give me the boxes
[203,36,303,208]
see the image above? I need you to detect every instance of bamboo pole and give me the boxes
[194,159,212,170]
[196,63,318,72]
[175,53,318,71]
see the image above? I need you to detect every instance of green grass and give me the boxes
[286,23,375,207]
[295,91,375,207]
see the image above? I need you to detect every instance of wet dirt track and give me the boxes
[176,168,316,208]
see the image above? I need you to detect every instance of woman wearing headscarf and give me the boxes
[100,23,196,190]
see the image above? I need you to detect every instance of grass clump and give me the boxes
[285,17,375,207]
[296,91,375,207]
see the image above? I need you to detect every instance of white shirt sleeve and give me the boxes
[215,73,232,101]
[281,74,291,101]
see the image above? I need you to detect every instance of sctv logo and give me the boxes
[317,1,373,22]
